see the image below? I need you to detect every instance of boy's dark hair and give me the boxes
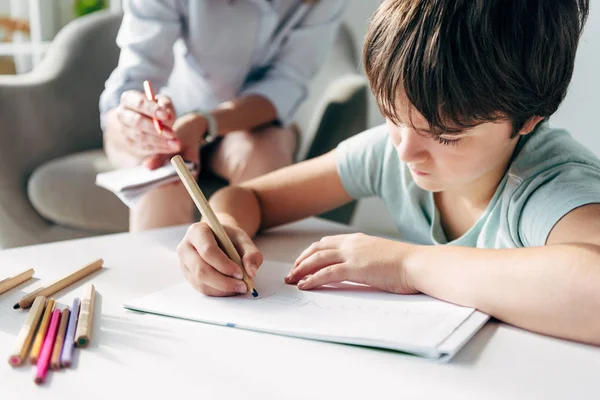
[364,0,590,137]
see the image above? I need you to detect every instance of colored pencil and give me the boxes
[8,296,46,366]
[0,268,34,295]
[13,258,103,309]
[50,307,70,370]
[29,298,55,364]
[35,308,61,384]
[171,155,258,297]
[75,284,96,348]
[143,80,164,135]
[60,297,80,367]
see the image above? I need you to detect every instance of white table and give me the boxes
[1,218,599,400]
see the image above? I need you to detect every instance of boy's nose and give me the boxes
[396,128,428,164]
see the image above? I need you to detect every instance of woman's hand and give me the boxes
[143,112,208,170]
[286,233,419,294]
[103,91,179,167]
[177,221,263,296]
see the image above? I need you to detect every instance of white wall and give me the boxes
[343,2,385,128]
[550,1,600,156]
[344,2,600,236]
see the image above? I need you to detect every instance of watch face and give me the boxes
[204,132,217,143]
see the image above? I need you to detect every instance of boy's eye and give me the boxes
[435,136,462,146]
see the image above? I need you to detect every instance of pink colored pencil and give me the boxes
[35,308,61,384]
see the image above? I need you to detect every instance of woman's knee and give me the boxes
[129,183,194,231]
[211,126,296,183]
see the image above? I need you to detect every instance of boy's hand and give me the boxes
[177,221,263,297]
[286,233,419,294]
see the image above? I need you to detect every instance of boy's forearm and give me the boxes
[407,243,600,344]
[208,186,262,238]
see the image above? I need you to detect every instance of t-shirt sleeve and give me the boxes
[335,125,389,199]
[513,163,600,247]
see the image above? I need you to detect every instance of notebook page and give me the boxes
[124,261,479,359]
[96,162,197,192]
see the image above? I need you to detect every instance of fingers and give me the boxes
[286,249,342,284]
[226,226,263,278]
[143,154,171,170]
[155,94,176,121]
[297,263,349,291]
[293,235,338,268]
[116,105,176,141]
[177,242,243,296]
[186,223,245,280]
[120,91,176,137]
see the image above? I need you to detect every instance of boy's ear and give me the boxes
[518,116,544,136]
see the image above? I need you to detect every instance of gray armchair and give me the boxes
[0,10,368,249]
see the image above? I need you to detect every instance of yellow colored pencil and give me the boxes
[8,296,46,366]
[29,298,55,364]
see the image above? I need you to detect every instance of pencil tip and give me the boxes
[252,289,258,298]
[13,304,20,310]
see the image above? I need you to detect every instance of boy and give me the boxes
[176,0,600,345]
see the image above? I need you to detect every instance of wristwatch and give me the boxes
[192,111,218,144]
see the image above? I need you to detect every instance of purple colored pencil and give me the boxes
[60,297,80,368]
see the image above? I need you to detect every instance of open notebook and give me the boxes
[96,162,197,207]
[124,261,488,362]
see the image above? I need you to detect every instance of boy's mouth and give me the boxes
[409,166,430,176]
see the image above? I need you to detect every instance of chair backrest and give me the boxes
[30,10,122,152]
[293,23,367,160]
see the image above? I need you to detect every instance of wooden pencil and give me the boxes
[75,284,96,348]
[8,296,46,366]
[50,307,70,370]
[29,298,55,364]
[170,155,258,297]
[13,258,103,309]
[0,268,34,295]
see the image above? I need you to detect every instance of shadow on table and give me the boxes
[0,277,41,336]
[74,292,177,366]
[451,320,499,365]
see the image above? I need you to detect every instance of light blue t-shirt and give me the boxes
[336,123,600,248]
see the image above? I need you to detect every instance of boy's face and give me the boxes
[386,109,520,195]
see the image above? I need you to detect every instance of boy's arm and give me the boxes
[209,149,354,237]
[407,203,600,345]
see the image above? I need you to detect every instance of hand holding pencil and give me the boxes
[172,155,261,298]
[102,81,179,166]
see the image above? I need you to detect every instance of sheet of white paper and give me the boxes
[96,162,197,207]
[124,261,486,360]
